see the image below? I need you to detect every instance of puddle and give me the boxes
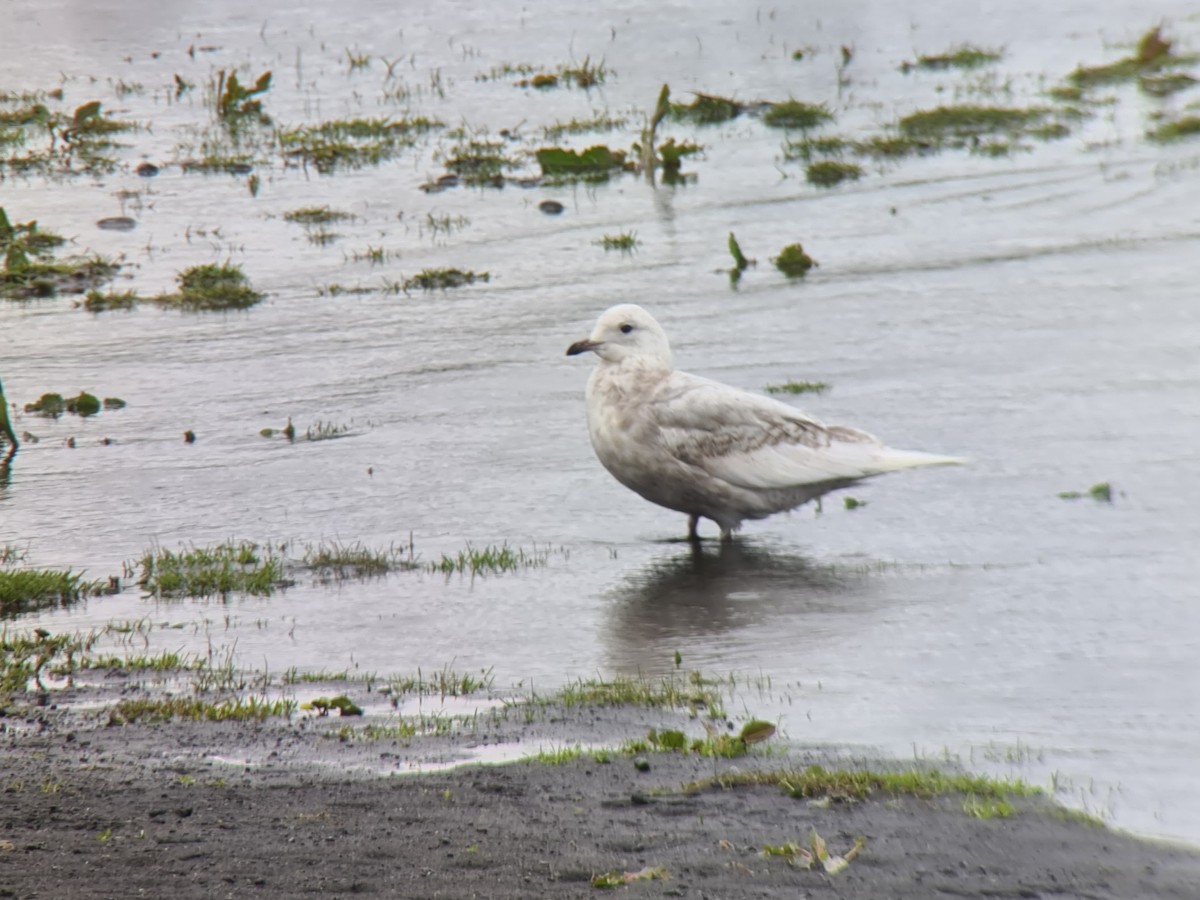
[3,0,1199,845]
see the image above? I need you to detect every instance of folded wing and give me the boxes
[652,374,964,490]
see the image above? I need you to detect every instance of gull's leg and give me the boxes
[687,515,700,542]
[719,525,734,544]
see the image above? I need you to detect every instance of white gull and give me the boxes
[566,304,964,542]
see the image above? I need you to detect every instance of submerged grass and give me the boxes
[280,116,442,173]
[302,540,418,579]
[284,206,355,225]
[765,381,829,395]
[136,541,286,599]
[597,230,639,251]
[426,543,547,576]
[902,45,1003,72]
[557,671,726,718]
[670,92,745,124]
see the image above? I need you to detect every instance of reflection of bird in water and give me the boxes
[566,305,964,542]
[603,540,883,674]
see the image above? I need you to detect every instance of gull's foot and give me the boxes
[687,515,700,543]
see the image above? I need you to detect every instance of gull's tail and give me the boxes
[870,448,969,473]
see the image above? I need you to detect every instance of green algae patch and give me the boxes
[806,160,862,187]
[763,99,833,130]
[151,263,265,311]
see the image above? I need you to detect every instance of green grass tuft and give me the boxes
[151,263,264,311]
[806,160,863,187]
[765,381,829,395]
[136,541,286,599]
[763,99,833,130]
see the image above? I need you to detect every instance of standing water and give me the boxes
[2,0,1199,844]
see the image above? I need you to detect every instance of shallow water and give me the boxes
[3,0,1200,843]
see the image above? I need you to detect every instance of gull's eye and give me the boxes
[620,323,634,334]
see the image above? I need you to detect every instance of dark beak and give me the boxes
[566,339,601,356]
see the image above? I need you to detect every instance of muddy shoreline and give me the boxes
[3,700,1198,900]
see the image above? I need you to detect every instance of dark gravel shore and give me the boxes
[2,706,1199,900]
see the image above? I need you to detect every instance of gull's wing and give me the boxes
[650,372,961,490]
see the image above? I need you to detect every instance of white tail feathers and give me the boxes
[871,449,969,473]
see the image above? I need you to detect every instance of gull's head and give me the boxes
[565,304,673,368]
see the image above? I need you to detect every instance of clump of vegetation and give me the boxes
[441,135,522,186]
[0,568,107,617]
[302,540,418,579]
[1058,482,1113,502]
[844,496,867,510]
[806,160,863,187]
[689,764,1041,808]
[2,629,95,698]
[655,137,702,180]
[1,207,117,300]
[897,105,1053,143]
[280,116,442,173]
[283,206,355,226]
[150,263,264,311]
[625,719,776,759]
[542,112,628,140]
[136,540,287,599]
[536,144,629,179]
[301,695,363,716]
[403,268,489,291]
[1067,26,1189,88]
[765,380,829,395]
[81,289,138,312]
[426,543,547,576]
[1138,73,1198,97]
[782,135,851,161]
[1,100,136,176]
[597,231,639,251]
[1147,115,1200,142]
[557,670,725,718]
[516,58,609,90]
[214,69,272,124]
[670,92,746,124]
[23,391,107,418]
[109,695,295,724]
[763,99,833,129]
[773,243,817,277]
[901,45,1003,72]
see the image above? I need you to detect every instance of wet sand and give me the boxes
[3,703,1198,899]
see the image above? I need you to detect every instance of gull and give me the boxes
[566,304,965,542]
